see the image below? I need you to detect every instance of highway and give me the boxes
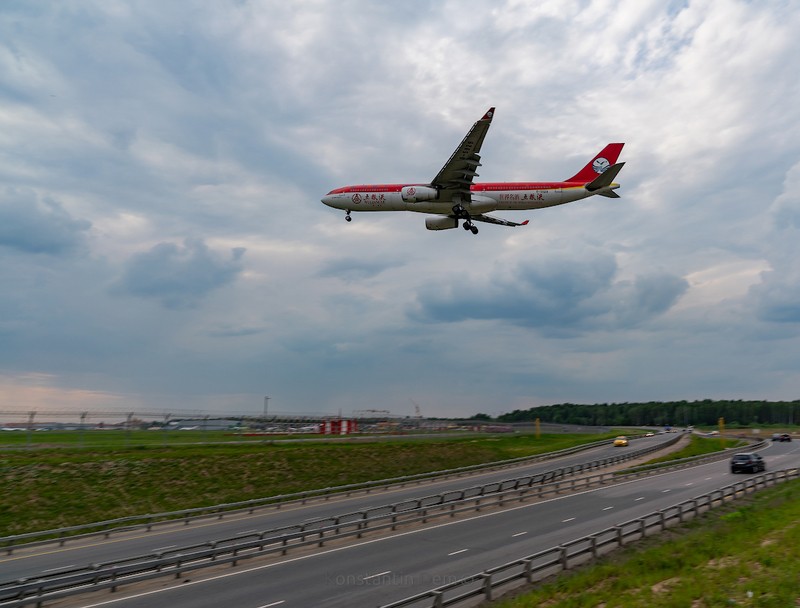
[49,439,799,608]
[0,434,676,582]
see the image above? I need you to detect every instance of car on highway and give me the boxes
[613,436,629,447]
[644,432,655,437]
[730,452,766,474]
[778,433,792,442]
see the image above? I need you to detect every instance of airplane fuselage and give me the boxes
[322,180,613,215]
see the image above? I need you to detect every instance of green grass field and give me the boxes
[0,432,620,536]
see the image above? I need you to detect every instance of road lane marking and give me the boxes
[662,489,671,493]
[43,564,75,573]
[152,546,176,552]
[602,506,613,511]
[635,497,645,501]
[562,517,575,523]
[363,570,391,580]
[448,549,468,556]
[257,602,285,608]
[512,531,527,537]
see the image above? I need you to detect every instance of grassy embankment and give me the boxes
[0,431,620,536]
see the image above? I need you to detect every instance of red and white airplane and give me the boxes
[321,108,625,235]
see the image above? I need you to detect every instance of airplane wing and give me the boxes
[470,214,529,228]
[430,108,495,203]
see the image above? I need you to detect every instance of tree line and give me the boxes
[492,400,800,427]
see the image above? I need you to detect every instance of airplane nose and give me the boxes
[321,194,337,208]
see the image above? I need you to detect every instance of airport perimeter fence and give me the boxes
[0,437,763,608]
[0,433,670,553]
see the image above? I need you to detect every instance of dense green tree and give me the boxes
[496,400,800,427]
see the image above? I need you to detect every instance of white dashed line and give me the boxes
[448,549,468,556]
[257,602,285,608]
[363,570,391,580]
[635,497,645,501]
[512,531,528,537]
[562,517,575,523]
[602,506,614,511]
[43,565,75,573]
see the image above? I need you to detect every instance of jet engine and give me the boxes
[401,185,439,203]
[425,216,458,231]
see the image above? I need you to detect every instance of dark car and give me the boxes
[730,453,766,474]
[778,433,792,442]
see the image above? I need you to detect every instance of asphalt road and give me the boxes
[61,439,799,608]
[1,434,678,582]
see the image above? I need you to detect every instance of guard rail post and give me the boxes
[482,573,493,601]
[523,558,533,583]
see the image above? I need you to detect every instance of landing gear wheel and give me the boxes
[463,222,472,231]
[470,225,479,235]
[345,211,352,222]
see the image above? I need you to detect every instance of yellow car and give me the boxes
[613,436,629,447]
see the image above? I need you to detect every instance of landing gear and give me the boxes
[345,210,352,222]
[453,204,479,235]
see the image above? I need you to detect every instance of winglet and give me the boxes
[520,220,529,226]
[482,107,495,121]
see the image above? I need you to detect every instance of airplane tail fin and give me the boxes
[565,143,625,183]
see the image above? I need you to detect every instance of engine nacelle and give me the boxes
[401,185,439,203]
[425,216,458,231]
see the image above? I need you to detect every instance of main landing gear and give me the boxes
[345,210,352,222]
[453,204,479,235]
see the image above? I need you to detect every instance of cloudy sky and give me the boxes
[2,0,800,419]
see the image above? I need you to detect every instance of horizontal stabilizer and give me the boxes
[585,162,625,191]
[597,190,621,198]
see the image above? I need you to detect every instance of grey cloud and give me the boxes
[111,238,245,310]
[317,257,405,281]
[411,252,687,333]
[0,189,91,255]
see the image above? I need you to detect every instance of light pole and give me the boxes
[264,396,271,419]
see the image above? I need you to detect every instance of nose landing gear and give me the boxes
[345,210,352,222]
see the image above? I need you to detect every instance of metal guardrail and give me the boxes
[0,434,654,553]
[0,435,685,607]
[380,467,800,608]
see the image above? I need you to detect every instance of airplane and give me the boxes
[321,108,625,235]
